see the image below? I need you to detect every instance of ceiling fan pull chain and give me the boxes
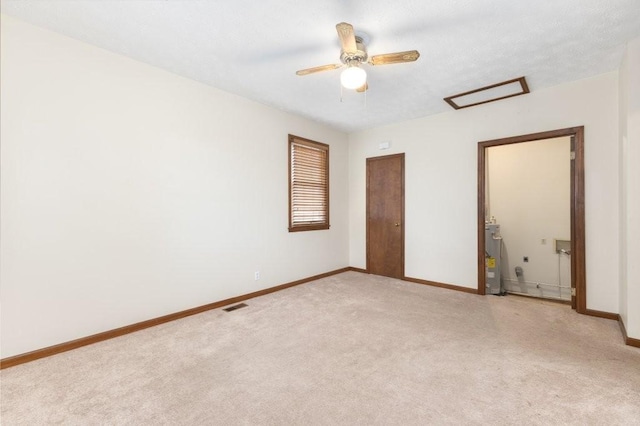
[364,85,367,109]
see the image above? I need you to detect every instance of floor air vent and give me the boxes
[223,303,248,312]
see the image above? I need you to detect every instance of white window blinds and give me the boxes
[289,135,329,232]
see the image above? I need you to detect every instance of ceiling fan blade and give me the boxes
[369,50,420,66]
[336,22,357,53]
[356,83,368,93]
[296,64,342,76]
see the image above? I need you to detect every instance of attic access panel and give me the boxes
[444,77,529,110]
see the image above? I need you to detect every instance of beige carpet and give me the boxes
[1,271,639,425]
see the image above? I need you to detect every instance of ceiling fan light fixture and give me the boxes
[340,65,367,90]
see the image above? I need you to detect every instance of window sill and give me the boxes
[288,224,330,232]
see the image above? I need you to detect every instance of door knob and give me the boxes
[394,222,400,227]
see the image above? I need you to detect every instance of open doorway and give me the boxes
[487,137,571,301]
[477,127,586,313]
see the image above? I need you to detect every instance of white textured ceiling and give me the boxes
[2,0,640,132]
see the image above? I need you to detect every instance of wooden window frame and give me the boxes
[288,134,330,232]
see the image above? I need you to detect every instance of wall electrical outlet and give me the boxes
[254,271,260,281]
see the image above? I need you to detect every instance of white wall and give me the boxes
[0,15,349,358]
[487,137,571,300]
[349,72,620,313]
[618,37,640,339]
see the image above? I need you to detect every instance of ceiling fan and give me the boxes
[296,22,420,92]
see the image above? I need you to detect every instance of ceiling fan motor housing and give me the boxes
[340,36,368,65]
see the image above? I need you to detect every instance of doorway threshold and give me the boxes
[506,291,572,305]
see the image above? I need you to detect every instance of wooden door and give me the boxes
[367,153,405,279]
[569,135,577,309]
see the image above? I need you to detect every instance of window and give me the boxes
[288,134,329,232]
